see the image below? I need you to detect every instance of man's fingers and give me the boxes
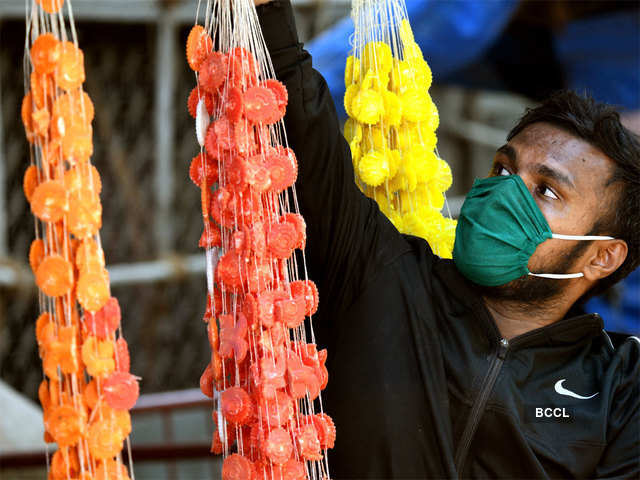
[254,0,272,5]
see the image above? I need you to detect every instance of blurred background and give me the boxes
[1,0,638,478]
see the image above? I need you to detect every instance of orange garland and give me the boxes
[21,1,138,478]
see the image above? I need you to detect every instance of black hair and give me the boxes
[507,91,640,301]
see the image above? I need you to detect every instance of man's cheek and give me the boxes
[527,240,561,272]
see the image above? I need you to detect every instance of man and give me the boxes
[255,1,639,477]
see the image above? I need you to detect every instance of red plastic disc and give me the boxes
[204,287,224,319]
[200,363,214,398]
[258,390,293,427]
[275,297,306,328]
[245,155,272,193]
[287,350,321,400]
[289,280,319,316]
[187,87,214,118]
[220,386,253,425]
[222,453,255,480]
[115,338,131,373]
[311,413,336,449]
[262,79,288,115]
[103,372,139,410]
[199,221,222,248]
[226,86,244,122]
[265,147,298,193]
[84,296,121,339]
[189,152,218,187]
[243,86,281,125]
[281,213,306,249]
[267,222,298,259]
[281,459,306,480]
[199,51,227,93]
[255,351,287,399]
[234,120,257,156]
[295,423,322,461]
[215,250,243,289]
[264,427,293,465]
[228,47,258,88]
[218,313,249,362]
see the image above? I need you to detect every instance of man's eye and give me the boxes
[539,185,558,200]
[497,165,511,176]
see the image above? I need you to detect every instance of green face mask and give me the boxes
[453,175,614,287]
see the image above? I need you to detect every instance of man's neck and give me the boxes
[483,296,573,340]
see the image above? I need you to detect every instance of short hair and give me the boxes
[507,91,640,300]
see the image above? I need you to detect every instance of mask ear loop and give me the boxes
[529,234,614,278]
[551,234,614,241]
[528,272,584,279]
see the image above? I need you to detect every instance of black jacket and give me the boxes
[258,2,640,478]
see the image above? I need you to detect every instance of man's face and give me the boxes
[482,122,616,303]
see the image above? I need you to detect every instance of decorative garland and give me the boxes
[186,1,334,478]
[345,1,456,258]
[22,1,138,477]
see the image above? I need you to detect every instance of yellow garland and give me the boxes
[344,18,456,258]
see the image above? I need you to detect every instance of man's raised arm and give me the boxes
[256,1,407,318]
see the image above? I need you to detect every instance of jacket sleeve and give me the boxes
[257,1,410,320]
[594,337,640,478]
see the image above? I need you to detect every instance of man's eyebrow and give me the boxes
[534,164,576,190]
[496,144,518,167]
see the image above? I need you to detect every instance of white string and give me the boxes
[528,272,584,279]
[552,233,614,241]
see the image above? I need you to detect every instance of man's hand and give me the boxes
[254,0,272,5]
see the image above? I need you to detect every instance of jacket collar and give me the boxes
[432,257,604,350]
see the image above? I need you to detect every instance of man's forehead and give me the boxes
[507,123,614,187]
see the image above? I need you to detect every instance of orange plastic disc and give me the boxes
[54,42,85,91]
[21,93,34,142]
[75,238,105,273]
[51,90,94,138]
[77,268,110,313]
[35,254,73,297]
[36,0,64,14]
[64,164,101,194]
[31,107,50,138]
[81,335,115,377]
[62,123,93,164]
[46,404,86,447]
[67,188,102,239]
[30,72,55,110]
[30,180,68,223]
[31,33,60,75]
[87,417,124,460]
[54,325,80,375]
[92,400,131,436]
[28,238,45,274]
[42,343,62,379]
[35,313,55,350]
[42,137,63,168]
[83,378,100,410]
[95,459,131,480]
[50,446,80,480]
[186,25,213,72]
[38,379,51,412]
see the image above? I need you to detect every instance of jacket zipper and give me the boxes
[454,337,509,475]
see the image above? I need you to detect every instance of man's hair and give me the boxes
[507,91,640,301]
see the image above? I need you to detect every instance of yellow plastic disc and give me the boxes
[358,150,390,186]
[352,89,384,125]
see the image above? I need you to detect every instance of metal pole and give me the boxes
[0,253,207,288]
[0,23,7,257]
[154,8,177,253]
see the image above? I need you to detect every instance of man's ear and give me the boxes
[582,240,628,281]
